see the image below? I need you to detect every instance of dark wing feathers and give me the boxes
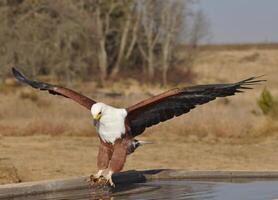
[12,68,96,110]
[12,67,265,136]
[126,77,265,137]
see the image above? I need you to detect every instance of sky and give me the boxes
[197,0,278,44]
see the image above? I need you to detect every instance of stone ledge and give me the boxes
[1,169,278,199]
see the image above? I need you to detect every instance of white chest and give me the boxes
[95,107,127,144]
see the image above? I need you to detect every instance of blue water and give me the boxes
[10,179,278,200]
[115,180,278,200]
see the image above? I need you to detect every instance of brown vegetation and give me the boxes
[0,47,277,183]
[196,43,278,51]
[0,0,207,86]
[0,0,278,185]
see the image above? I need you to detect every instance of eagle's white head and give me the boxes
[90,102,127,143]
[91,102,106,121]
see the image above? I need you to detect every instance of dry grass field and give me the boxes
[0,47,278,184]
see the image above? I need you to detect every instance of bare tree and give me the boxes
[159,0,185,85]
[189,9,210,46]
[138,0,161,80]
[94,0,120,85]
[0,0,97,83]
[183,9,210,68]
[93,0,140,82]
[110,1,139,78]
[125,7,140,61]
[0,0,209,85]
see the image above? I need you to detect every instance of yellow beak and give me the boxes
[93,113,101,120]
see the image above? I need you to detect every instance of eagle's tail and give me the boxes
[127,140,153,155]
[137,140,153,145]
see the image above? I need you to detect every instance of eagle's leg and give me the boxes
[104,138,128,187]
[92,141,112,182]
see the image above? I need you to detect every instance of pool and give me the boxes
[115,179,278,200]
[1,170,278,200]
[7,179,278,200]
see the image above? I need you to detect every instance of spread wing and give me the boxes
[12,68,96,110]
[126,77,265,137]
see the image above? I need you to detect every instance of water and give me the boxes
[115,180,278,200]
[10,179,278,200]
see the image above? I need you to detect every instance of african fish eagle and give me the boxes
[12,68,265,186]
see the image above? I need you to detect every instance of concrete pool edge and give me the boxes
[1,170,278,199]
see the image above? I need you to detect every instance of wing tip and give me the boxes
[241,75,266,84]
[11,67,17,74]
[237,75,266,91]
[241,75,267,83]
[11,67,51,90]
[12,67,24,81]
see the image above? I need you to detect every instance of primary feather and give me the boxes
[12,68,96,110]
[12,68,265,139]
[126,76,266,137]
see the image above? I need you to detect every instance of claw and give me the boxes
[108,177,115,187]
[94,169,104,179]
[88,170,115,187]
[104,170,115,187]
[87,170,105,184]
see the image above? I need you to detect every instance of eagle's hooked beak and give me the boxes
[93,112,102,121]
[93,112,101,126]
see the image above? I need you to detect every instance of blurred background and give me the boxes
[0,0,277,184]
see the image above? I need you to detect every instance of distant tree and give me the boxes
[183,8,210,69]
[0,0,209,85]
[92,0,140,84]
[136,0,209,84]
[137,0,161,80]
[110,1,140,78]
[159,0,185,85]
[0,0,97,83]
